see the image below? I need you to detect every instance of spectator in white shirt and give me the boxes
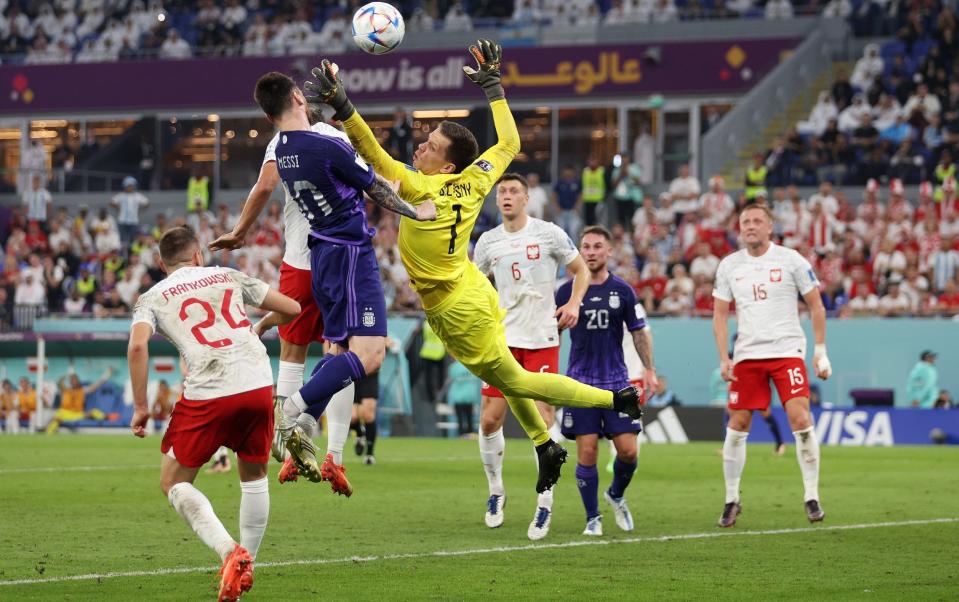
[14,272,46,307]
[648,0,678,23]
[91,208,121,254]
[689,242,720,281]
[931,236,959,292]
[850,44,884,94]
[798,91,839,137]
[838,94,871,133]
[63,289,87,315]
[221,0,246,32]
[159,29,192,60]
[111,176,149,249]
[823,0,852,18]
[444,2,474,31]
[765,0,793,19]
[668,264,695,297]
[407,7,435,32]
[699,176,734,230]
[512,0,544,23]
[243,14,269,56]
[878,280,912,316]
[525,173,549,219]
[903,83,941,123]
[846,287,880,316]
[807,180,839,216]
[22,174,52,225]
[667,164,701,222]
[659,285,691,316]
[48,219,71,251]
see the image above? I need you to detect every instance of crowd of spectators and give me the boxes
[541,154,959,319]
[766,6,959,188]
[0,168,423,331]
[0,0,852,65]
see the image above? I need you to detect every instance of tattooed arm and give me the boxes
[365,173,437,221]
[632,328,658,392]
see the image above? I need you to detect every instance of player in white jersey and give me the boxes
[209,108,357,496]
[472,173,589,540]
[129,226,301,601]
[712,204,832,528]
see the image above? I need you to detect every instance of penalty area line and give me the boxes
[1,517,957,587]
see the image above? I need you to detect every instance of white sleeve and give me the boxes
[791,253,820,296]
[473,234,492,274]
[549,223,579,266]
[262,132,279,166]
[712,259,733,302]
[229,269,270,307]
[130,295,156,333]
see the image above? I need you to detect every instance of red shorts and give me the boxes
[728,358,810,411]
[481,346,560,398]
[161,386,273,468]
[277,262,324,346]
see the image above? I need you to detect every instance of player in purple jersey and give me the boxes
[555,226,657,536]
[253,72,436,482]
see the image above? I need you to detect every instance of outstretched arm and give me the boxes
[82,366,114,395]
[210,160,279,251]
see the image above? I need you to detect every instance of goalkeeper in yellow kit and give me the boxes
[306,40,642,492]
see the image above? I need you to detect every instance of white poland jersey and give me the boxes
[712,242,820,363]
[263,122,353,270]
[132,266,274,400]
[473,217,579,350]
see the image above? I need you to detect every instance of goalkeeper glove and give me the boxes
[463,39,504,102]
[304,60,355,122]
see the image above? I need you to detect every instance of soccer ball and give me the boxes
[351,2,405,55]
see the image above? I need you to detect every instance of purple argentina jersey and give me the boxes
[555,274,646,390]
[275,130,375,243]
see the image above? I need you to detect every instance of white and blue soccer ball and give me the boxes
[351,2,405,55]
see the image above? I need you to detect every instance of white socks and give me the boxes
[722,428,749,504]
[283,392,307,418]
[276,361,305,400]
[167,482,235,561]
[479,427,506,496]
[239,477,269,560]
[537,487,554,509]
[793,426,821,501]
[547,419,565,444]
[325,383,355,464]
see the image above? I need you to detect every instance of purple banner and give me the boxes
[1,38,799,114]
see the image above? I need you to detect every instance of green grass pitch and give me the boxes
[0,435,956,600]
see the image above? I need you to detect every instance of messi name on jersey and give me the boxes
[276,154,300,169]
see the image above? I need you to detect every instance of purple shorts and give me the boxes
[561,383,642,439]
[309,240,387,344]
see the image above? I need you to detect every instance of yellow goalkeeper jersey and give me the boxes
[342,100,519,309]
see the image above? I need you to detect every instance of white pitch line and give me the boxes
[0,456,490,475]
[1,517,956,588]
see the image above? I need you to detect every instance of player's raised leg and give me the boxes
[527,399,558,540]
[478,393,508,527]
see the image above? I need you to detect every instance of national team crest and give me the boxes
[769,268,782,282]
[526,244,540,260]
[362,308,376,328]
[609,293,621,309]
[729,391,739,405]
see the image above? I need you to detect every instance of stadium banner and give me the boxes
[505,406,959,446]
[0,38,800,114]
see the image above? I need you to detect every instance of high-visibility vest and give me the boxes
[581,167,606,203]
[744,166,768,200]
[934,163,955,202]
[187,176,209,211]
[76,275,97,297]
[419,321,445,361]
